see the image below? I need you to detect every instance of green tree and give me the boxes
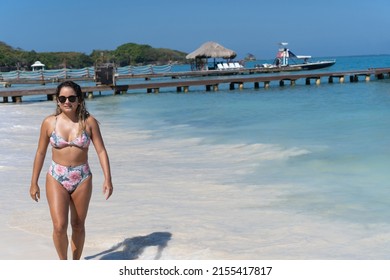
[0,41,188,70]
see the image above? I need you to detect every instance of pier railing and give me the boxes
[0,67,95,82]
[0,64,173,83]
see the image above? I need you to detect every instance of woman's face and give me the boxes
[58,86,79,113]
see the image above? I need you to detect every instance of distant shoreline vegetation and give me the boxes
[0,41,188,71]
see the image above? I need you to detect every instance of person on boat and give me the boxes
[29,80,113,260]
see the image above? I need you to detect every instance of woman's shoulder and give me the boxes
[86,114,98,124]
[40,114,56,135]
[85,114,100,130]
[42,114,56,126]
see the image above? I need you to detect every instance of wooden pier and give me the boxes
[1,68,390,103]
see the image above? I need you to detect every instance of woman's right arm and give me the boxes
[30,117,51,202]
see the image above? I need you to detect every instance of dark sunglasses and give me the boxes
[58,95,77,103]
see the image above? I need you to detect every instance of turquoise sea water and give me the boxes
[95,73,390,224]
[2,55,390,259]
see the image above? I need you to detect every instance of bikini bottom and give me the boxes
[48,161,92,193]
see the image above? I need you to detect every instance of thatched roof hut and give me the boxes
[186,41,237,60]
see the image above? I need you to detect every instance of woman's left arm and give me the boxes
[89,117,113,200]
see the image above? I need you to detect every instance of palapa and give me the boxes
[186,41,237,59]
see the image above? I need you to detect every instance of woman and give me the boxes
[29,81,113,260]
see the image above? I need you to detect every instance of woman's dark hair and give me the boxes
[55,81,90,132]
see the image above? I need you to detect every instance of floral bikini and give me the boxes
[48,117,92,193]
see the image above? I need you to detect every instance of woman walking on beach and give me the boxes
[29,81,113,260]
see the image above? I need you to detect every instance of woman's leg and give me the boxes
[46,174,71,260]
[69,175,92,260]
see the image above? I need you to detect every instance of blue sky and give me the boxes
[2,0,390,59]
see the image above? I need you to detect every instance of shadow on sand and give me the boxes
[85,232,172,260]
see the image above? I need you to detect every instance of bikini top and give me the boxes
[50,117,91,149]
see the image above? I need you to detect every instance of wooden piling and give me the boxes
[350,75,358,82]
[377,73,385,79]
[12,96,22,103]
[329,75,345,83]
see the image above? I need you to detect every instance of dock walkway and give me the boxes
[1,68,390,103]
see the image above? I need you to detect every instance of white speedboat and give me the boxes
[262,42,336,70]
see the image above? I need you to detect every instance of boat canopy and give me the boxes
[277,50,311,59]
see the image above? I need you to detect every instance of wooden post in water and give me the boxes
[254,82,259,89]
[377,73,385,79]
[316,78,321,85]
[12,96,22,103]
[350,75,358,82]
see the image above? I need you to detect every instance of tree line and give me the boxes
[0,41,188,71]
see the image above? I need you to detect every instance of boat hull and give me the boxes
[295,60,336,70]
[261,60,336,71]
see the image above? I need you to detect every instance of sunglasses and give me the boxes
[58,95,77,103]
